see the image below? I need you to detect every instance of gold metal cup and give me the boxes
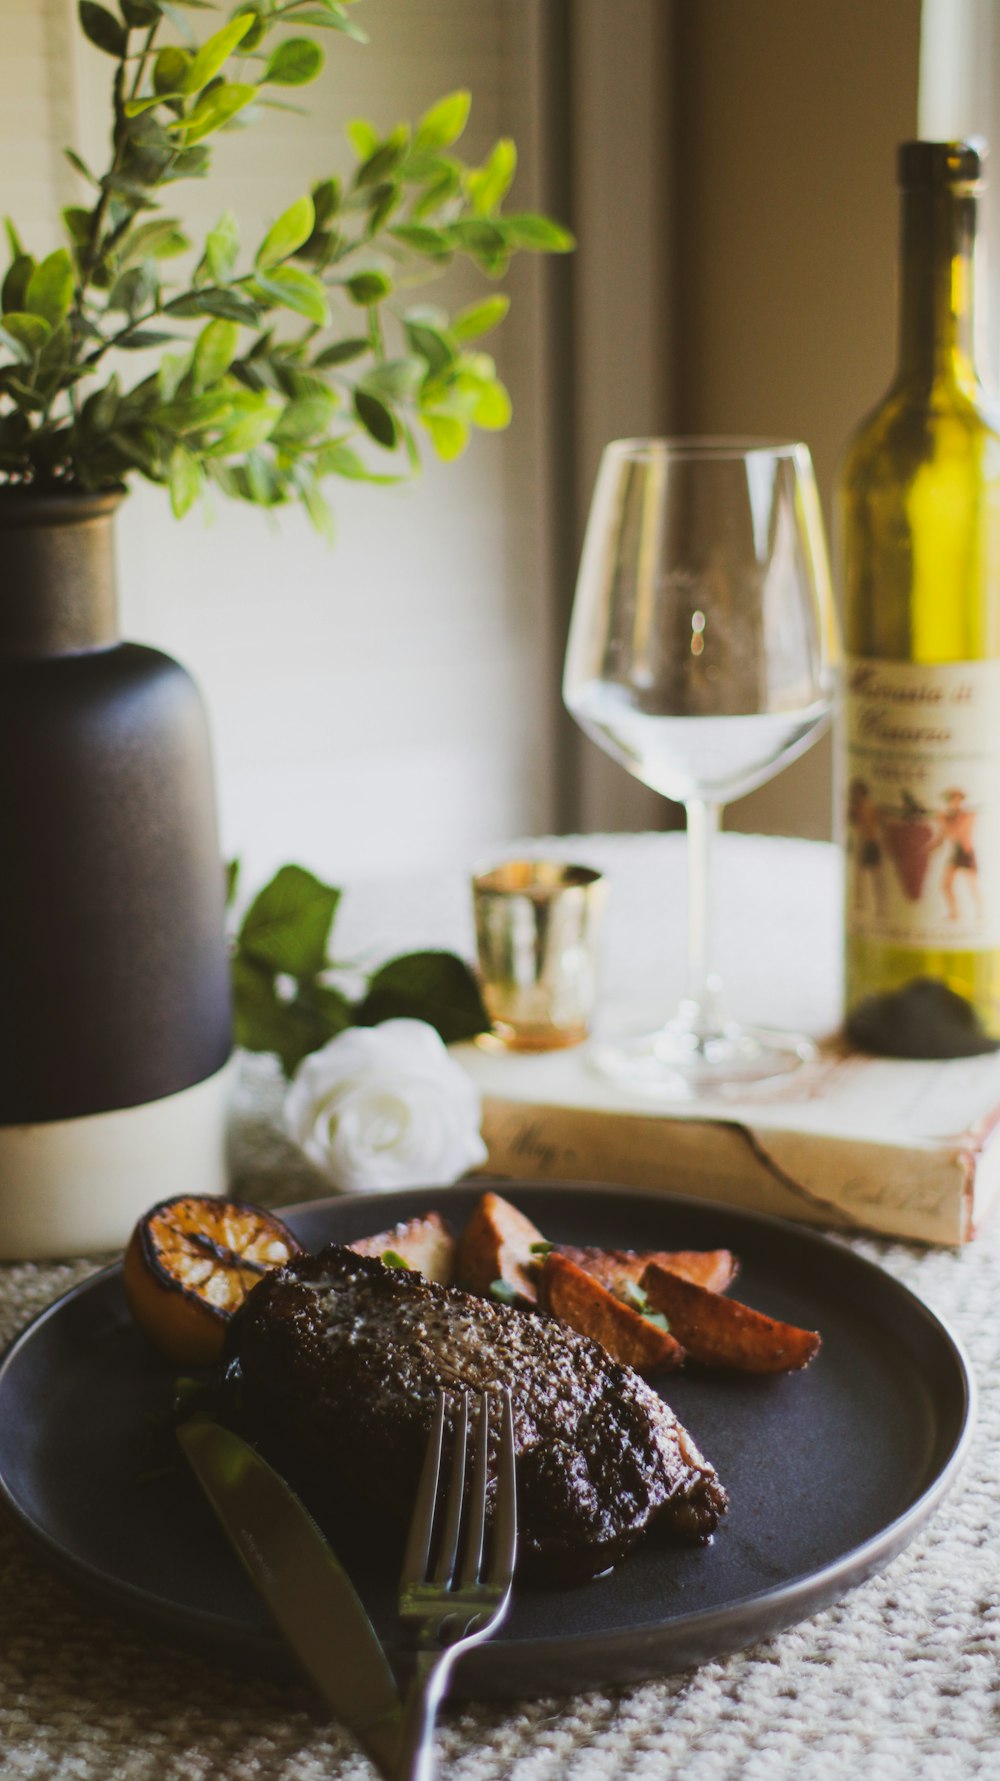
[471,860,606,1051]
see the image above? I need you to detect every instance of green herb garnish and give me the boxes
[529,1240,554,1255]
[644,1312,670,1333]
[381,1249,409,1270]
[619,1280,650,1313]
[489,1279,519,1305]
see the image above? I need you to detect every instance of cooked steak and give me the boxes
[225,1244,727,1582]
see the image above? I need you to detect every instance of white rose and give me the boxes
[283,1017,488,1191]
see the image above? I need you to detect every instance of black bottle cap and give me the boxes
[898,139,986,189]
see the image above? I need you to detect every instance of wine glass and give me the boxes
[563,437,838,1092]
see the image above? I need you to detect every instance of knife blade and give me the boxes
[178,1420,402,1778]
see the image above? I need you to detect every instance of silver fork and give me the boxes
[394,1387,517,1781]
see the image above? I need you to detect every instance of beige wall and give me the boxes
[672,0,922,838]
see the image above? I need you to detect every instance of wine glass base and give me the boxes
[588,1022,816,1098]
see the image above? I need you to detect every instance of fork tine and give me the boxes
[487,1388,517,1588]
[431,1389,469,1586]
[400,1388,447,1590]
[457,1392,492,1588]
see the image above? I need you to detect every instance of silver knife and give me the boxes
[178,1420,402,1778]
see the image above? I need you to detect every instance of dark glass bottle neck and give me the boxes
[896,183,979,385]
[0,491,121,659]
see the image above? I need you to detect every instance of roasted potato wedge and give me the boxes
[540,1252,685,1375]
[350,1213,455,1284]
[455,1190,547,1303]
[557,1244,738,1297]
[642,1262,821,1374]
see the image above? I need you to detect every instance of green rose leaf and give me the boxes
[181,14,255,95]
[78,2,126,58]
[356,950,489,1044]
[232,954,348,1077]
[25,251,75,328]
[256,196,316,271]
[261,38,325,86]
[414,90,471,153]
[238,863,341,978]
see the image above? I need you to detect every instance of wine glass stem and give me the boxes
[684,799,729,1038]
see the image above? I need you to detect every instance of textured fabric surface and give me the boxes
[2,836,999,1779]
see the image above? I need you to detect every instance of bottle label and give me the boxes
[844,656,1000,950]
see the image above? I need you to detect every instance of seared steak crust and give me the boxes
[226,1244,727,1581]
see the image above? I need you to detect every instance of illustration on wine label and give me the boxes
[845,657,1000,949]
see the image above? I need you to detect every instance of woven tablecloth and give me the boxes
[2,836,999,1780]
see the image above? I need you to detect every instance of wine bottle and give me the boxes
[840,139,1000,1057]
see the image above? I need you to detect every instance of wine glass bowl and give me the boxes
[563,437,838,1093]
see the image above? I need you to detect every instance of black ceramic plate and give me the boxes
[0,1183,975,1699]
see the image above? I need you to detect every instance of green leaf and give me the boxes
[181,13,255,94]
[270,391,338,443]
[422,412,468,460]
[345,269,392,306]
[466,138,517,216]
[225,858,241,908]
[168,442,203,516]
[4,220,24,261]
[2,255,35,316]
[354,387,397,449]
[414,90,471,153]
[261,37,325,86]
[232,955,349,1076]
[64,148,97,185]
[2,312,53,356]
[356,127,409,188]
[203,210,239,284]
[298,466,335,541]
[255,264,329,324]
[357,950,489,1042]
[78,2,126,57]
[119,218,190,264]
[238,863,340,978]
[154,45,192,93]
[311,177,341,228]
[25,251,75,328]
[346,117,378,159]
[403,320,454,377]
[359,356,425,403]
[170,82,256,143]
[470,376,511,430]
[388,223,452,261]
[121,0,159,23]
[312,336,368,368]
[450,294,510,342]
[256,195,315,271]
[503,212,575,252]
[167,288,260,324]
[190,317,240,390]
[61,206,93,252]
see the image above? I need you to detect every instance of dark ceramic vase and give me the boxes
[0,490,233,1257]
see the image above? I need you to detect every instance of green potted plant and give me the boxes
[0,0,571,1261]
